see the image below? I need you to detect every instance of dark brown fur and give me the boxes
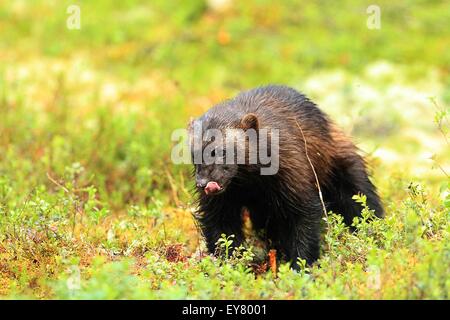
[190,85,384,268]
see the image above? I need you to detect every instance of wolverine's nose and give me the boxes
[196,178,208,188]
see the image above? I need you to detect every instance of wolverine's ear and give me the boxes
[240,113,259,130]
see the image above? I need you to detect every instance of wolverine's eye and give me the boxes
[211,149,216,157]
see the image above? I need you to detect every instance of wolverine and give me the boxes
[189,85,384,268]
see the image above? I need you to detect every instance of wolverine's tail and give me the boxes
[324,127,384,226]
[325,153,384,226]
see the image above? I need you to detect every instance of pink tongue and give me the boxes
[204,181,221,195]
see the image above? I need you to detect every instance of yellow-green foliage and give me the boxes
[0,1,449,299]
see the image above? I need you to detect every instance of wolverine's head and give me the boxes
[188,111,261,196]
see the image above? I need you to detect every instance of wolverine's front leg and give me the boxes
[268,202,322,269]
[197,200,245,256]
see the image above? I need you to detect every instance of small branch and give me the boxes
[294,119,331,253]
[429,97,450,145]
[165,169,180,207]
[435,163,449,178]
[47,172,82,237]
[294,119,328,219]
[46,172,70,193]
